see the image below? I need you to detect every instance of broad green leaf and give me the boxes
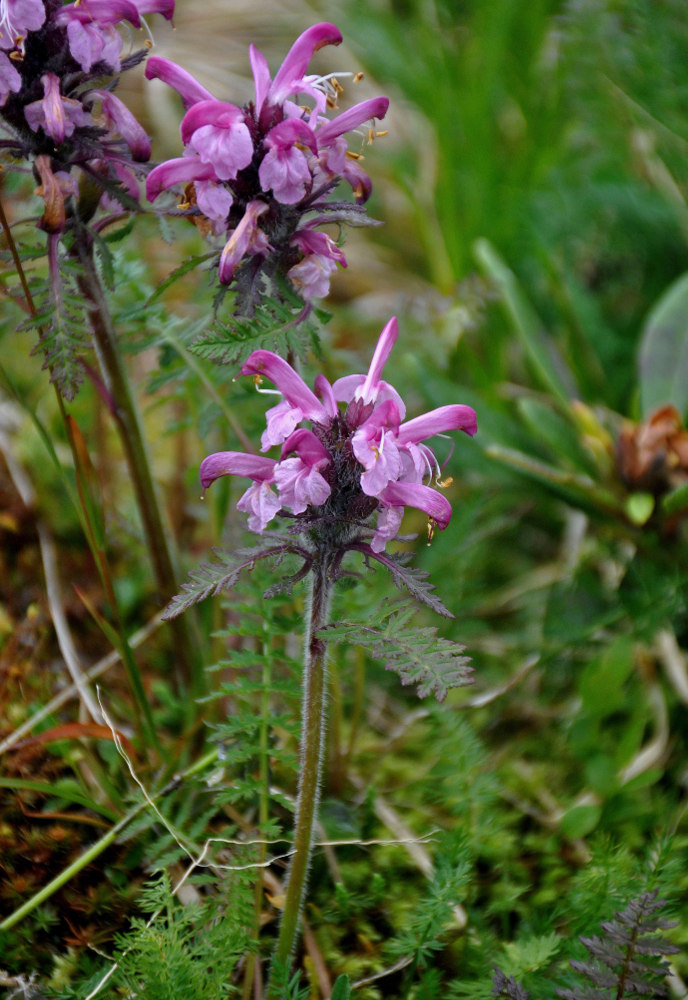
[560,803,601,838]
[639,271,688,418]
[330,975,351,1000]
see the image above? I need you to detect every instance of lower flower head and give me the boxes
[201,318,477,552]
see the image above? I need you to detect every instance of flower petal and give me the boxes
[378,480,452,529]
[241,350,330,424]
[145,56,216,109]
[200,451,276,490]
[315,97,389,146]
[397,404,478,445]
[146,156,217,201]
[269,22,343,105]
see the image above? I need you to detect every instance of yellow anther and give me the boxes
[176,200,192,210]
[427,520,436,546]
[376,130,389,137]
[437,477,453,489]
[326,96,338,110]
[144,38,153,49]
[331,77,344,94]
[9,49,23,61]
[353,72,364,83]
[253,374,264,388]
[346,150,364,161]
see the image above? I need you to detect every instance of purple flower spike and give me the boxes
[144,22,388,304]
[201,318,476,553]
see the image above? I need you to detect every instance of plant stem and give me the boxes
[72,226,202,697]
[267,553,332,994]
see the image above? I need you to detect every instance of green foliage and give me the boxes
[90,872,251,1000]
[638,271,688,419]
[323,600,473,701]
[19,258,89,401]
[190,287,325,368]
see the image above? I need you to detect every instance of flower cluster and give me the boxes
[200,317,477,553]
[145,23,389,305]
[1,0,172,231]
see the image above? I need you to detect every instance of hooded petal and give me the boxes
[90,89,151,160]
[146,156,217,201]
[145,56,215,109]
[241,350,331,425]
[315,97,389,146]
[200,451,276,490]
[268,22,342,105]
[397,404,478,445]
[378,480,452,529]
[218,199,270,284]
[281,427,331,466]
[249,43,271,112]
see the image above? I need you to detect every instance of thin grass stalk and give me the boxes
[0,199,161,750]
[71,223,203,698]
[242,641,272,1000]
[267,553,332,993]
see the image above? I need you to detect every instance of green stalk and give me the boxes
[267,554,332,994]
[72,226,202,698]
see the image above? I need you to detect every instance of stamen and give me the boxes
[176,200,192,210]
[353,72,364,83]
[427,519,436,546]
[9,48,23,61]
[346,150,364,161]
[437,477,453,489]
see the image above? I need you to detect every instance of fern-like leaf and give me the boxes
[22,260,89,400]
[322,602,473,702]
[190,289,322,367]
[348,541,454,617]
[162,539,310,618]
[556,891,679,1000]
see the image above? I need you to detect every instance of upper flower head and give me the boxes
[201,318,477,552]
[144,23,388,306]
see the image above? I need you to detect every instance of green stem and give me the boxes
[267,554,332,994]
[72,227,202,698]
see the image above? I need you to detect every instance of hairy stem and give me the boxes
[267,553,332,993]
[72,225,202,697]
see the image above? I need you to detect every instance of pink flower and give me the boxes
[274,429,332,512]
[200,452,280,532]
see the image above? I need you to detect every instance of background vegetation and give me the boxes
[1,0,687,996]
